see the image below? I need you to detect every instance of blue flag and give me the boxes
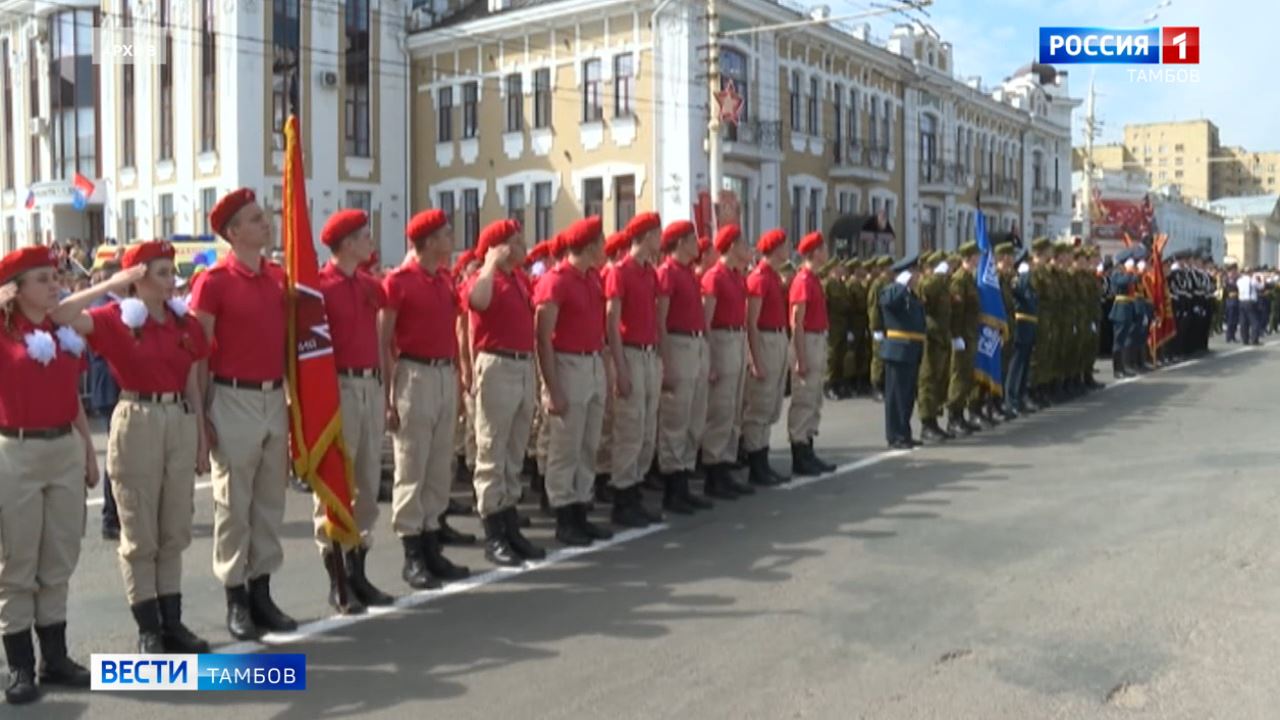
[973,211,1007,395]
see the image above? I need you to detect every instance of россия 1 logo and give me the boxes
[1039,27,1199,64]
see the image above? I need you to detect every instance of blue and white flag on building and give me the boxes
[973,211,1008,395]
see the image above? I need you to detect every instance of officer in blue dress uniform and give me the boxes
[877,254,926,450]
[1004,248,1038,415]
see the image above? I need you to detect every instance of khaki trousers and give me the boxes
[391,362,457,536]
[108,400,197,604]
[657,334,710,473]
[741,331,788,452]
[208,385,288,587]
[701,329,747,465]
[610,347,661,490]
[596,360,615,478]
[473,352,537,517]
[0,433,85,633]
[788,332,827,443]
[544,353,606,508]
[454,385,477,470]
[313,376,384,551]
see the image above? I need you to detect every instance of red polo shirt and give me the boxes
[466,267,535,354]
[318,261,386,370]
[533,262,605,353]
[88,302,210,393]
[605,254,659,345]
[656,257,706,334]
[0,314,83,427]
[747,260,787,331]
[789,267,829,332]
[384,260,459,360]
[700,261,747,329]
[190,253,286,382]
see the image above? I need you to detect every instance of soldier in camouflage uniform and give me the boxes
[822,260,852,399]
[867,256,893,402]
[946,242,982,436]
[844,259,871,396]
[1078,246,1105,390]
[916,251,954,442]
[1027,238,1056,409]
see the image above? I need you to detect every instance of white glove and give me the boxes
[1125,259,1136,270]
[1096,262,1104,273]
[895,270,913,286]
[873,331,885,342]
[1091,322,1097,332]
[951,337,965,351]
[846,331,854,342]
[1017,262,1031,275]
[934,260,950,275]
[1171,262,1181,271]
[1138,260,1148,272]
[1072,324,1079,335]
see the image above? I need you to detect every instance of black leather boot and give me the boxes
[401,534,442,589]
[791,443,824,477]
[720,464,755,495]
[2,630,38,705]
[422,531,471,581]
[502,507,546,560]
[344,547,395,607]
[436,513,477,546]
[34,623,90,687]
[224,585,261,640]
[554,505,592,547]
[920,418,949,443]
[323,550,366,615]
[610,485,652,528]
[703,464,739,500]
[973,407,997,429]
[746,449,779,487]
[130,598,167,653]
[946,413,972,437]
[633,485,663,524]
[676,471,713,510]
[662,473,696,515]
[247,576,298,633]
[807,440,837,472]
[482,513,523,567]
[574,503,614,540]
[158,594,212,653]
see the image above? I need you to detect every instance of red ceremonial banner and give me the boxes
[1147,233,1177,359]
[282,115,359,547]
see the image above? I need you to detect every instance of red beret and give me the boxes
[477,219,522,259]
[452,249,476,277]
[321,209,369,249]
[625,212,661,239]
[564,216,603,252]
[797,231,824,256]
[122,240,176,269]
[524,242,549,266]
[407,209,449,244]
[697,236,712,260]
[756,229,787,255]
[209,188,256,237]
[605,229,631,259]
[661,221,695,253]
[0,245,59,285]
[551,234,568,258]
[714,224,742,254]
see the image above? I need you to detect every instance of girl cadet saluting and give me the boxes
[51,241,213,655]
[0,246,103,705]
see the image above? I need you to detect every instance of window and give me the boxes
[533,68,551,129]
[868,97,878,148]
[28,37,38,182]
[881,99,891,153]
[614,53,633,117]
[720,49,749,142]
[437,87,453,142]
[4,217,14,252]
[884,199,895,221]
[1032,151,1043,190]
[833,85,842,163]
[506,184,526,227]
[346,190,372,212]
[271,185,283,248]
[847,88,858,154]
[462,188,479,248]
[48,9,99,179]
[121,3,135,167]
[344,0,371,157]
[31,212,41,245]
[614,175,635,231]
[1,39,11,189]
[871,196,882,217]
[201,187,217,235]
[919,114,937,178]
[505,73,523,132]
[789,71,801,131]
[791,186,803,241]
[1174,143,1184,152]
[272,0,300,150]
[807,76,819,135]
[159,193,174,239]
[121,199,136,242]
[462,81,478,139]
[158,0,173,161]
[807,188,820,233]
[582,177,603,217]
[582,60,602,121]
[1175,170,1184,179]
[438,190,455,225]
[534,182,553,241]
[920,205,938,252]
[201,0,217,152]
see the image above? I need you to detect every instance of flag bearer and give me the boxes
[741,228,791,487]
[191,188,297,640]
[788,232,837,475]
[382,209,472,590]
[1005,248,1038,413]
[0,246,98,704]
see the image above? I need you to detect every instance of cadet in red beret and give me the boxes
[381,209,471,590]
[603,213,664,528]
[654,221,713,514]
[789,232,836,474]
[533,216,614,546]
[314,209,395,613]
[742,229,792,487]
[699,223,754,499]
[189,187,297,640]
[464,219,545,566]
[51,241,216,652]
[595,227,631,501]
[0,245,99,703]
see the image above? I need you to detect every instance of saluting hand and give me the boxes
[113,264,148,288]
[0,281,16,307]
[487,244,513,269]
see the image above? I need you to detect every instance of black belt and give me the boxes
[712,326,745,332]
[0,425,72,440]
[120,390,184,404]
[759,327,787,334]
[338,368,380,379]
[624,343,657,352]
[400,354,454,367]
[213,376,283,391]
[557,350,601,357]
[668,330,705,337]
[481,349,533,361]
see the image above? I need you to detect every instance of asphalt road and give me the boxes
[12,338,1280,719]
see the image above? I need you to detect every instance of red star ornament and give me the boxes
[716,79,744,126]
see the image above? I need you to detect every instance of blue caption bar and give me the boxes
[1039,27,1161,65]
[198,654,307,691]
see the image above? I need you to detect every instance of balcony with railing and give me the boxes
[722,117,783,154]
[1032,186,1062,210]
[918,158,968,191]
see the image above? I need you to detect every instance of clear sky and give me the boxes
[845,0,1279,151]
